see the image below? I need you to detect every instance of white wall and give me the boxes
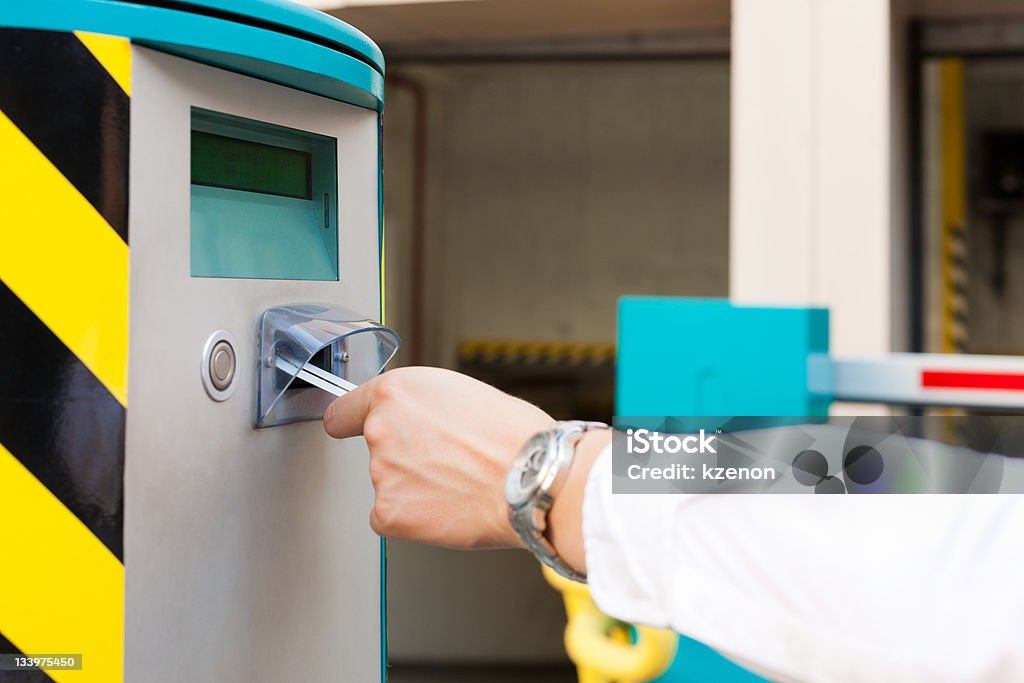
[382,59,730,662]
[385,61,730,369]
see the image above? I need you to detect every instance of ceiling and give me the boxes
[322,0,730,47]
[293,0,1024,61]
[907,0,1024,17]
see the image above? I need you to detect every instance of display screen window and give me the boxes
[192,131,312,199]
[190,108,339,281]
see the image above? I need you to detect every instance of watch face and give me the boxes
[505,431,552,507]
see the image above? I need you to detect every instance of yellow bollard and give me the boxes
[543,566,678,683]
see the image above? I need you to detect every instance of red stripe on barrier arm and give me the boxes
[922,370,1024,391]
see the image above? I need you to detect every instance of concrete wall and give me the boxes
[730,0,909,361]
[381,59,730,662]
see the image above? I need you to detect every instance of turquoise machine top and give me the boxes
[0,0,385,111]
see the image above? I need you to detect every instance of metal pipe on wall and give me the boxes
[386,73,428,366]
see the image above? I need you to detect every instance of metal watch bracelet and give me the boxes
[505,420,609,583]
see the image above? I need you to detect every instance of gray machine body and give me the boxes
[125,48,382,681]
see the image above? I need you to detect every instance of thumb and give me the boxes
[323,377,376,439]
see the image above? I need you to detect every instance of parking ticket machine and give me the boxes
[0,3,392,681]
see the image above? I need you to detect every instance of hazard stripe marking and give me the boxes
[74,32,132,96]
[0,110,129,406]
[922,370,1024,392]
[0,631,53,682]
[0,28,127,683]
[0,443,125,683]
[0,28,129,243]
[0,280,125,560]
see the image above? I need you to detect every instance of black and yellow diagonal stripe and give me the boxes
[0,28,130,683]
[939,58,969,357]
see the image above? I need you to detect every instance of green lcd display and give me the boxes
[191,131,312,199]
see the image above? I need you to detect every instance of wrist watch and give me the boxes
[505,420,609,583]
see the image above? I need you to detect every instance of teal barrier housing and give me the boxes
[616,297,831,682]
[617,297,831,417]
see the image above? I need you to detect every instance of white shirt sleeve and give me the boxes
[582,444,1024,683]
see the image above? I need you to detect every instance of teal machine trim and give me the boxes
[0,1,388,679]
[616,297,831,683]
[135,0,385,72]
[0,0,384,111]
[377,116,388,682]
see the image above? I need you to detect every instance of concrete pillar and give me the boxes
[730,0,907,358]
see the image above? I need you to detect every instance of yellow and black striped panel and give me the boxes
[0,28,129,683]
[458,339,617,366]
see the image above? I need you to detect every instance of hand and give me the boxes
[323,367,554,549]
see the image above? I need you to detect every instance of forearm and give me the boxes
[574,447,1024,682]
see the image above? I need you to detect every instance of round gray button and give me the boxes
[201,330,238,402]
[209,340,236,391]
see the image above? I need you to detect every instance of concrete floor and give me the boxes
[388,664,577,683]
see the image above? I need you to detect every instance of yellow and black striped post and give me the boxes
[939,58,969,356]
[0,28,131,682]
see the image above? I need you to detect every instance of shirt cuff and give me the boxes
[581,442,672,627]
